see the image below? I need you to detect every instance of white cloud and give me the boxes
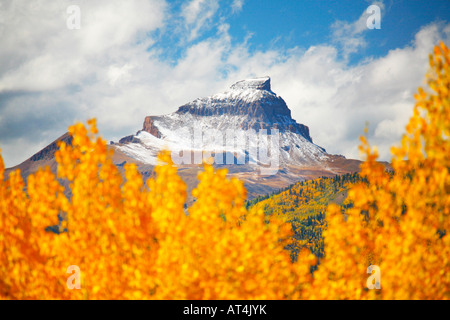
[231,0,244,13]
[180,0,220,41]
[107,64,134,87]
[0,0,166,92]
[331,1,385,60]
[0,0,167,166]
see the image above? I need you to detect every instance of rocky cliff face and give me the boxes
[7,76,366,202]
[170,77,312,142]
[142,116,162,138]
[115,76,327,167]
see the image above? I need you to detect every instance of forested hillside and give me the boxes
[247,173,364,260]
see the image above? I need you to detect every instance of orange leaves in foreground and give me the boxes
[310,42,450,299]
[0,120,313,299]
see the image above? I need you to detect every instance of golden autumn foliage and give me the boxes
[249,173,362,260]
[310,42,450,299]
[0,42,449,300]
[0,119,314,299]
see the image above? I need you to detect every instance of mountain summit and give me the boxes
[7,77,366,201]
[174,76,312,141]
[115,77,326,167]
[229,76,272,91]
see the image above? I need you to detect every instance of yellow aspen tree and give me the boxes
[310,42,450,299]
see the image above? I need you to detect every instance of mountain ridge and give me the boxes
[114,77,326,168]
[146,76,313,142]
[5,76,381,201]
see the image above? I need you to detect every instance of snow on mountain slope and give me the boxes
[6,76,374,202]
[113,77,329,174]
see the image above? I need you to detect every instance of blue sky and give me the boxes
[156,0,450,64]
[0,0,449,167]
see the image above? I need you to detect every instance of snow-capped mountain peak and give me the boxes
[114,77,328,171]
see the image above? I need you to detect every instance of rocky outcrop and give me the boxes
[30,133,72,162]
[118,135,141,144]
[142,116,162,138]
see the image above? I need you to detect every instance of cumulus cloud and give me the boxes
[331,1,385,60]
[0,0,167,166]
[273,23,450,160]
[0,0,449,168]
[0,0,166,92]
[180,0,220,41]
